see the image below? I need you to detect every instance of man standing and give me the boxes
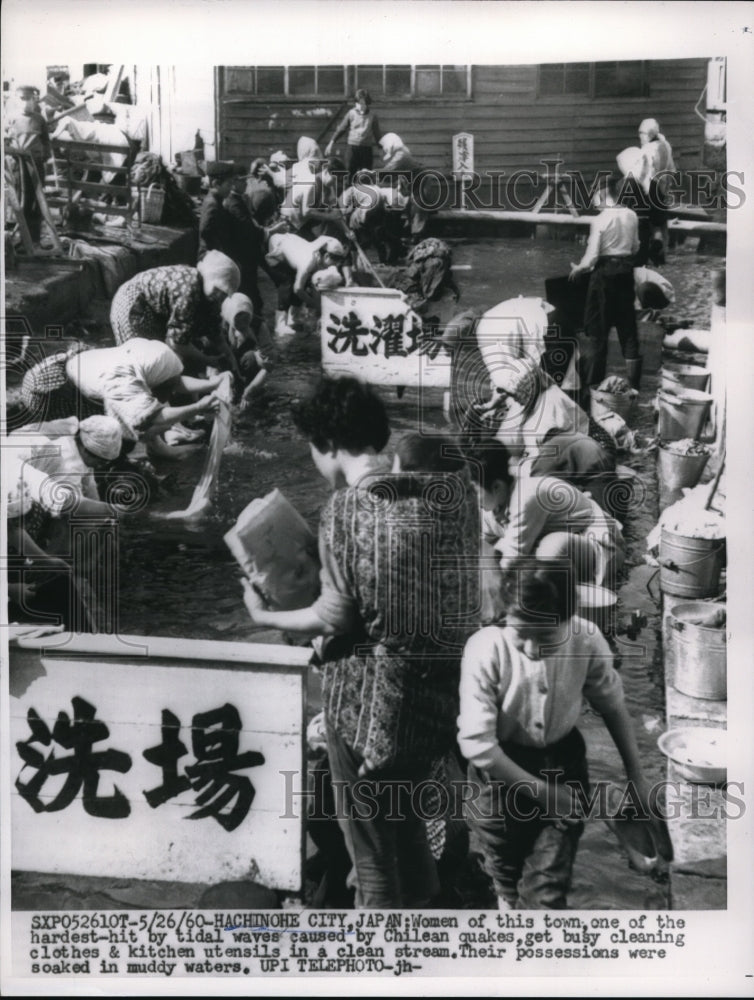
[9,85,51,244]
[197,161,235,261]
[569,176,641,392]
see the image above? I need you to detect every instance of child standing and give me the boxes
[325,89,382,183]
[458,559,669,909]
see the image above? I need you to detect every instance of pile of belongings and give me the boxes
[380,238,461,312]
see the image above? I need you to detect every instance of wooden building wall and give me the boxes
[216,59,709,208]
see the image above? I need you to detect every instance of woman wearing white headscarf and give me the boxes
[376,132,440,243]
[618,118,676,265]
[67,338,224,443]
[109,250,240,370]
[21,340,223,445]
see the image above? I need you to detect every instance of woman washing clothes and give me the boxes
[462,437,625,593]
[445,304,616,496]
[109,250,240,372]
[265,232,352,339]
[65,338,224,452]
[220,293,270,411]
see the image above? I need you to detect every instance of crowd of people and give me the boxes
[5,96,681,910]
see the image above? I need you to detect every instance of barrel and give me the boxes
[657,444,710,508]
[661,363,710,392]
[590,386,638,422]
[659,528,725,598]
[669,601,727,699]
[657,388,713,441]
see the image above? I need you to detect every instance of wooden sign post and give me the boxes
[452,131,474,209]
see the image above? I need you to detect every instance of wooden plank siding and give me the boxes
[216,60,710,209]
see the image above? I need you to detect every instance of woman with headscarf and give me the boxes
[376,132,441,244]
[618,118,676,266]
[265,233,350,338]
[67,339,224,445]
[6,414,132,629]
[21,340,223,447]
[445,306,616,495]
[109,250,240,371]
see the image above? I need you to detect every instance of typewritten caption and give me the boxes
[15,909,690,978]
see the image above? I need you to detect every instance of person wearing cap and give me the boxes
[198,161,236,262]
[569,175,642,394]
[8,85,51,243]
[325,90,383,184]
[109,251,240,371]
[265,233,352,338]
[221,293,270,411]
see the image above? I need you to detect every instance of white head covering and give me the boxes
[270,150,293,165]
[379,132,409,160]
[296,136,323,162]
[311,266,345,291]
[616,146,643,178]
[197,250,241,297]
[475,296,554,378]
[78,415,122,460]
[639,118,660,140]
[222,293,254,327]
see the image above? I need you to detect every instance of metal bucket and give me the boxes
[576,584,618,635]
[657,445,710,509]
[669,602,727,699]
[661,363,710,393]
[657,388,713,441]
[659,528,725,598]
[590,387,637,422]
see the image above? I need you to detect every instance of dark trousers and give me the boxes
[465,728,588,909]
[20,159,45,242]
[325,725,439,909]
[346,144,373,183]
[580,257,638,388]
[266,261,298,311]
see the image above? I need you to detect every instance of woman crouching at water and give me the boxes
[242,375,479,908]
[22,339,224,456]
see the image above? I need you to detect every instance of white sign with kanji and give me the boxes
[320,287,451,389]
[10,636,309,891]
[452,131,474,178]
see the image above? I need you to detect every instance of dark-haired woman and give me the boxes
[242,375,479,907]
[458,558,671,910]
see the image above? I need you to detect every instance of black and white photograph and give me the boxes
[1,1,753,995]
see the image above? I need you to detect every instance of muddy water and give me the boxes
[111,234,721,908]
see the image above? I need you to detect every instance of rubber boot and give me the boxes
[625,356,643,391]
